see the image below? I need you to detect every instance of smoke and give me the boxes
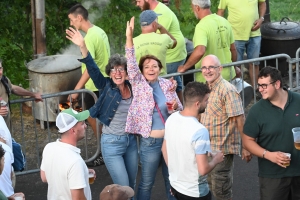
[83,0,111,23]
[56,0,111,57]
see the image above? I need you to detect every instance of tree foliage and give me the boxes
[0,0,219,88]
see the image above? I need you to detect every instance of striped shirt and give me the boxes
[201,76,244,155]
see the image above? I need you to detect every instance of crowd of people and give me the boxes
[1,0,300,200]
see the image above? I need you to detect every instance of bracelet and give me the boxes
[262,149,267,159]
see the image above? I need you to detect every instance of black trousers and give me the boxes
[170,186,211,200]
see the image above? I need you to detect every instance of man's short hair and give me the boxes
[68,4,88,20]
[258,66,283,88]
[183,82,210,105]
[191,0,211,9]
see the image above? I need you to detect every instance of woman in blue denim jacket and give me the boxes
[66,27,138,192]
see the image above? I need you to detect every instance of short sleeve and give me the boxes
[193,24,207,48]
[243,107,260,138]
[218,0,227,9]
[224,90,244,117]
[192,128,211,155]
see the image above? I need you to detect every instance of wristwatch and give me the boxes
[260,16,264,21]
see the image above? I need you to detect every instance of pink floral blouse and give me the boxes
[125,47,183,138]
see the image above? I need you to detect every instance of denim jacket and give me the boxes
[78,52,132,126]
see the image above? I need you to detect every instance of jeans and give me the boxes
[136,137,176,200]
[167,59,186,92]
[235,36,261,66]
[101,133,138,191]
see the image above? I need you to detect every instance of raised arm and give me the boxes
[125,17,144,82]
[66,27,107,90]
[157,23,177,49]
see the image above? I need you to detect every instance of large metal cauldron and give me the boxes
[27,55,81,123]
[261,17,300,75]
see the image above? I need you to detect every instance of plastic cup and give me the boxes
[283,153,291,167]
[13,194,23,200]
[166,102,173,114]
[292,127,300,150]
[88,172,95,184]
[210,150,221,156]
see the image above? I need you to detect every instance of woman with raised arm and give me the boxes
[125,17,183,200]
[66,27,138,192]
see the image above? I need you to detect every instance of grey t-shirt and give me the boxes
[102,96,132,135]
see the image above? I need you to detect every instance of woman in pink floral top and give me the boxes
[125,17,182,200]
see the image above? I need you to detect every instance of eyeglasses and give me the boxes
[110,68,125,74]
[257,80,277,89]
[201,66,219,72]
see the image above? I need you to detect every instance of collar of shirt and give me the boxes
[207,75,223,90]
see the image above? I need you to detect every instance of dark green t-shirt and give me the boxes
[0,190,8,200]
[244,90,300,178]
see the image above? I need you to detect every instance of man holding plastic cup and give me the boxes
[243,66,300,200]
[40,108,95,200]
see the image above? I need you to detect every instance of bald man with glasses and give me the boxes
[199,55,251,200]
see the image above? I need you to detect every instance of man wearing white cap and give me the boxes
[40,108,95,200]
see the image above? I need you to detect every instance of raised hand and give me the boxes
[66,27,88,57]
[126,17,135,39]
[66,27,84,47]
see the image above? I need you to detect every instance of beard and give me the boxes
[198,105,206,114]
[193,10,199,19]
[142,1,150,10]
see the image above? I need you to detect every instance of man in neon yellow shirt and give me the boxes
[218,0,266,87]
[68,4,110,166]
[136,0,187,103]
[177,0,236,83]
[134,10,176,76]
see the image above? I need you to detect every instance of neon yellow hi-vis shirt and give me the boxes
[83,25,110,91]
[218,0,265,40]
[154,2,187,63]
[193,14,236,83]
[133,32,174,75]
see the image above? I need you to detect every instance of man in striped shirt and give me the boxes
[199,55,251,200]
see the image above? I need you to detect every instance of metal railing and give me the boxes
[10,89,100,175]
[10,48,300,175]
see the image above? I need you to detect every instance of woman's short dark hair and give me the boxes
[105,54,127,76]
[0,144,5,160]
[138,55,163,73]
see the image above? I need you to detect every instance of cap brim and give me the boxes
[77,110,90,121]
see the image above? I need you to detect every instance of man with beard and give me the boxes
[199,55,250,200]
[162,81,224,200]
[136,0,187,103]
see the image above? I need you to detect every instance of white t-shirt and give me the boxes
[40,139,91,200]
[164,112,211,198]
[0,141,14,197]
[0,116,12,149]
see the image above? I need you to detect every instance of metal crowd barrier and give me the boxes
[10,49,300,175]
[10,89,100,175]
[162,50,300,105]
